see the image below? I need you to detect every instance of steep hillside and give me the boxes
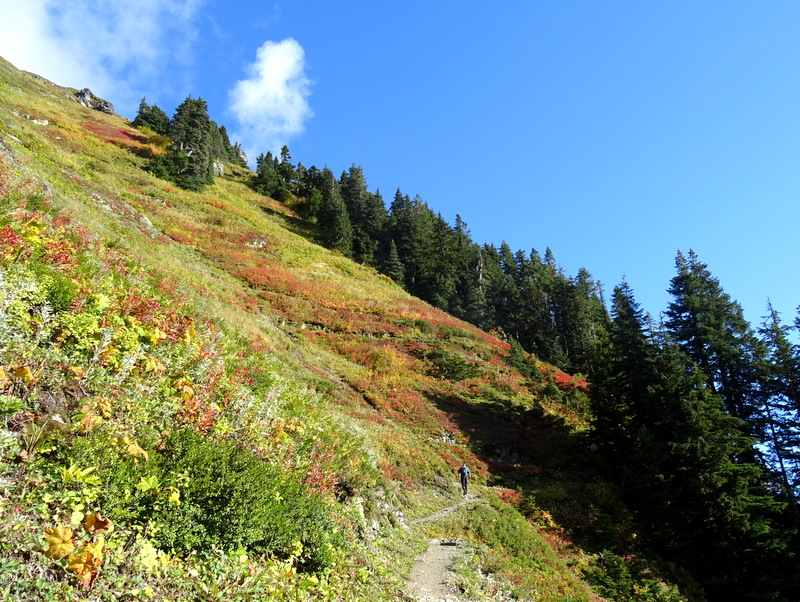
[0,56,681,601]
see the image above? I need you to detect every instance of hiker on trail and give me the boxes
[457,463,470,495]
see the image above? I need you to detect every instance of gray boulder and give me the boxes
[75,88,115,115]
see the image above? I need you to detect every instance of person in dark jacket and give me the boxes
[457,463,470,495]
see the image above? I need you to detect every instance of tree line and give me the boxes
[251,149,800,600]
[134,96,247,191]
[132,100,799,599]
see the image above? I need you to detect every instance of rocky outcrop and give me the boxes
[236,147,248,166]
[75,88,115,115]
[212,160,225,177]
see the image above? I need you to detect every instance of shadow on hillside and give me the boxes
[259,205,320,241]
[430,391,577,478]
[429,391,625,552]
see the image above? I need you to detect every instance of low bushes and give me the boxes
[66,427,340,572]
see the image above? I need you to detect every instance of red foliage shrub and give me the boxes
[539,365,589,393]
[43,238,77,271]
[492,487,523,507]
[0,227,23,262]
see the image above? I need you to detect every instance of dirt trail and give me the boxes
[406,493,481,601]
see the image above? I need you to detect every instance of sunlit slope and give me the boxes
[0,55,615,601]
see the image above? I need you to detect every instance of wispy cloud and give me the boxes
[228,39,313,163]
[0,0,204,117]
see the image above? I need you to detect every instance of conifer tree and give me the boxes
[164,96,216,191]
[132,97,170,135]
[340,166,386,266]
[382,239,405,284]
[665,250,763,425]
[594,282,790,600]
[388,191,436,296]
[318,167,352,255]
[758,303,800,511]
[449,215,482,321]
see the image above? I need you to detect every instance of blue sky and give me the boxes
[1,1,799,329]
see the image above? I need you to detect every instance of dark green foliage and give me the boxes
[143,96,240,192]
[506,337,538,382]
[665,250,763,424]
[592,281,792,600]
[218,126,248,167]
[151,429,339,571]
[318,168,352,255]
[424,347,480,381]
[382,239,405,283]
[168,97,215,191]
[67,428,339,572]
[44,272,78,313]
[583,550,687,602]
[132,97,170,135]
[758,304,800,510]
[339,165,386,266]
[252,150,293,201]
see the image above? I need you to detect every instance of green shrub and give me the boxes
[153,429,340,571]
[438,324,467,339]
[583,551,686,602]
[66,427,341,571]
[426,347,480,382]
[44,272,78,313]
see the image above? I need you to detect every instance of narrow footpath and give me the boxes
[406,493,481,601]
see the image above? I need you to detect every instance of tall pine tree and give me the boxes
[665,250,763,426]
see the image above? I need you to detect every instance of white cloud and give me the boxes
[228,39,313,163]
[0,0,204,117]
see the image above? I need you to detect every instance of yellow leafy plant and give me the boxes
[43,525,74,559]
[13,365,35,384]
[124,437,149,462]
[67,535,105,587]
[83,513,113,535]
[142,356,166,373]
[173,376,194,400]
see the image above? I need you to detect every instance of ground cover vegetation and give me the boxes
[0,55,798,600]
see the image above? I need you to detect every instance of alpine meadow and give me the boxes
[0,55,799,601]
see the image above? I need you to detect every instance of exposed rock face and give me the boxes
[212,160,225,177]
[75,88,115,115]
[236,147,248,166]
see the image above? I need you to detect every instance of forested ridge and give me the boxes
[137,92,800,600]
[0,56,797,601]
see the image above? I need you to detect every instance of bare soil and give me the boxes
[406,493,481,601]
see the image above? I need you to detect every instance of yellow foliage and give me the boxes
[0,366,8,388]
[43,525,74,559]
[20,219,46,244]
[67,536,104,587]
[124,437,149,462]
[142,356,166,373]
[96,398,113,417]
[166,488,181,506]
[79,408,102,432]
[148,327,167,344]
[84,513,113,534]
[68,366,88,378]
[14,365,35,384]
[173,377,194,400]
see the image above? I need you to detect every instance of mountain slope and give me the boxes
[0,56,677,601]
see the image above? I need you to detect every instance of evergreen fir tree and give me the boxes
[383,239,405,284]
[758,303,800,511]
[665,250,763,425]
[318,167,352,255]
[132,97,170,135]
[594,282,791,600]
[166,96,216,191]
